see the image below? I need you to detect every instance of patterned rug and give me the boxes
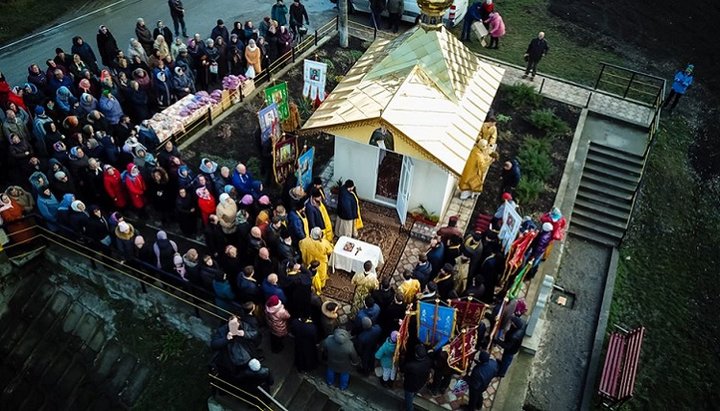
[323,201,412,303]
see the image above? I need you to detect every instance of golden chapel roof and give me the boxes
[302,25,505,176]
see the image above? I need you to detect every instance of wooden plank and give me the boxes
[618,327,645,399]
[599,332,625,398]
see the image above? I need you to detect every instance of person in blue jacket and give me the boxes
[461,2,484,41]
[663,64,694,112]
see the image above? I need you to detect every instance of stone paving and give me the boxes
[478,56,656,128]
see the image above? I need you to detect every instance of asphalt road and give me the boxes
[0,0,339,86]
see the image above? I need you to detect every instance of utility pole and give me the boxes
[338,0,349,48]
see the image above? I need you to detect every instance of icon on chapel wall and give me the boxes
[369,126,395,151]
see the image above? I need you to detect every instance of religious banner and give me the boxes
[302,59,328,102]
[417,301,456,350]
[393,312,413,366]
[449,298,486,330]
[498,201,521,255]
[501,230,537,287]
[296,147,315,191]
[272,133,298,184]
[264,82,290,121]
[446,326,479,373]
[258,103,281,146]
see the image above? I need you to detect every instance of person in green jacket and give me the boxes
[271,0,289,27]
[375,331,399,387]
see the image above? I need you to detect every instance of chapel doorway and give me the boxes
[375,149,403,204]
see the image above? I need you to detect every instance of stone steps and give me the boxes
[569,142,644,247]
[0,277,150,411]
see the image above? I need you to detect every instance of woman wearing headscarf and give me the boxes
[196,186,216,226]
[216,192,238,238]
[96,25,119,67]
[277,26,294,61]
[5,186,34,212]
[147,166,172,221]
[135,18,154,54]
[36,186,60,231]
[55,86,78,117]
[122,163,147,212]
[176,164,194,189]
[127,38,149,64]
[204,38,221,86]
[171,66,195,99]
[154,70,173,110]
[153,35,171,61]
[215,36,229,80]
[175,187,197,237]
[244,40,262,78]
[153,230,178,271]
[0,192,34,244]
[114,220,136,263]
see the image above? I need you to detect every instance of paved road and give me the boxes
[0,0,338,86]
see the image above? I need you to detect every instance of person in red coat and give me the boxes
[195,186,216,226]
[103,165,128,209]
[123,163,147,213]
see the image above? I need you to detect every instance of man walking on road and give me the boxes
[522,31,549,81]
[168,0,188,38]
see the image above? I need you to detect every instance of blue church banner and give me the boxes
[417,301,456,350]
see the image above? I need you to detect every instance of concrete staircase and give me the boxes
[0,281,150,410]
[570,142,644,247]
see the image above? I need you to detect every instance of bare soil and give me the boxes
[467,90,580,231]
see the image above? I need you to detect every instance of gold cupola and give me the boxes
[417,0,454,30]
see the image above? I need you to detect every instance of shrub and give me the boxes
[321,58,336,74]
[518,137,554,181]
[246,157,262,178]
[526,108,571,138]
[504,83,543,111]
[516,178,545,204]
[496,113,512,125]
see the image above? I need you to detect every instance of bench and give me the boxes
[598,325,645,408]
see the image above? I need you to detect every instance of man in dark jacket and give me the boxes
[355,317,382,375]
[210,19,230,44]
[500,159,521,196]
[204,214,226,257]
[86,205,112,247]
[497,316,526,377]
[289,316,319,371]
[412,253,433,289]
[289,0,309,36]
[168,0,187,38]
[71,36,99,74]
[523,31,549,80]
[320,328,359,390]
[371,277,395,312]
[378,292,405,337]
[336,179,360,238]
[466,351,498,410]
[305,189,326,233]
[402,344,433,411]
[237,265,262,303]
[210,316,263,385]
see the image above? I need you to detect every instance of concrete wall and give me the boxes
[407,157,453,217]
[44,248,213,343]
[334,137,380,200]
[334,136,452,216]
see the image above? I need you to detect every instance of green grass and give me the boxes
[0,0,110,44]
[608,118,720,409]
[454,0,625,85]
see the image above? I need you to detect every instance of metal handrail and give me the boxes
[3,222,232,321]
[209,373,277,411]
[257,386,289,411]
[619,80,666,246]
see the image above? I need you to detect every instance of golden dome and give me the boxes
[416,0,454,18]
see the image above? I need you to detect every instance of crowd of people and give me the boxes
[0,0,312,137]
[0,3,553,411]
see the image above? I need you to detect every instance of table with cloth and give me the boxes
[330,236,385,273]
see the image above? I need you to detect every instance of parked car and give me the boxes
[350,0,468,28]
